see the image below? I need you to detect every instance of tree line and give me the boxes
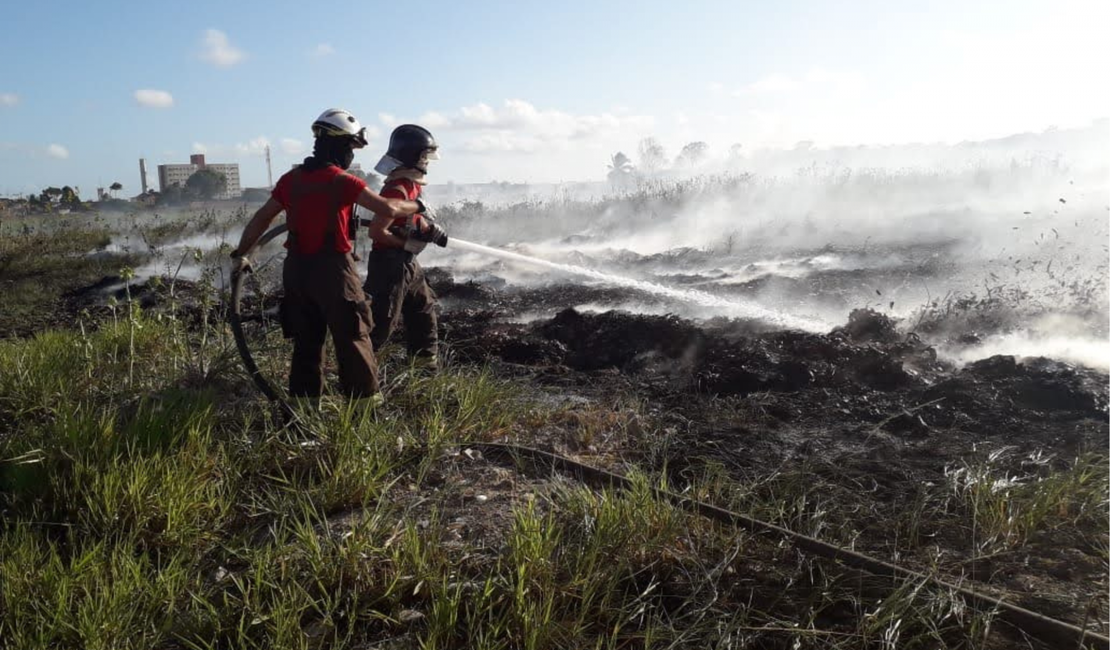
[607,138,746,187]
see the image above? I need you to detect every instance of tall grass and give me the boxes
[1,211,1104,648]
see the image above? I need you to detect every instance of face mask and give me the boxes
[339,146,356,170]
[418,148,440,172]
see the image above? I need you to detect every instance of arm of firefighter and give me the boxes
[367,212,408,249]
[355,187,420,221]
[232,198,284,257]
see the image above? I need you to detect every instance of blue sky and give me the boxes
[0,0,1106,196]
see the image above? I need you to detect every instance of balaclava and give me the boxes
[303,136,355,171]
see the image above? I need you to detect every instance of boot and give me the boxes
[412,354,439,374]
[289,395,321,414]
[350,393,385,410]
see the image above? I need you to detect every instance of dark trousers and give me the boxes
[281,253,380,397]
[364,249,438,358]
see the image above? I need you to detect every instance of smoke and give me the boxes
[939,315,1110,371]
[426,122,1109,368]
[87,121,1107,370]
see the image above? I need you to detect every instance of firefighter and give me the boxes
[363,124,448,368]
[231,109,431,403]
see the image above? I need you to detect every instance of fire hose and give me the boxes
[228,223,1107,650]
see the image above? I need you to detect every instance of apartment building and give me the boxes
[157,154,242,199]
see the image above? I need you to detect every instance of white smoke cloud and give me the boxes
[46,144,69,159]
[0,93,18,107]
[310,43,335,58]
[200,29,244,67]
[133,89,174,108]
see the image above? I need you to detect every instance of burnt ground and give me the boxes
[32,263,1110,643]
[424,267,1109,636]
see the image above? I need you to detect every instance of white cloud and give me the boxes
[133,89,174,108]
[46,144,69,159]
[236,136,270,155]
[458,103,497,127]
[377,99,657,164]
[191,136,271,158]
[0,93,18,107]
[310,43,335,58]
[416,99,654,142]
[379,113,398,127]
[280,137,306,155]
[416,111,452,129]
[200,29,244,67]
[457,132,540,154]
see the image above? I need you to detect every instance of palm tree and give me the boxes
[606,152,634,187]
[109,182,123,198]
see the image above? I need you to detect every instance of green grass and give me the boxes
[0,214,1105,649]
[942,448,1109,555]
[0,311,1018,650]
[0,224,144,335]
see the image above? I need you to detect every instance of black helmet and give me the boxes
[375,124,439,174]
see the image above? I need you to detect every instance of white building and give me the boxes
[157,154,242,199]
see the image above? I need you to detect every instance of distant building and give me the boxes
[139,158,150,194]
[131,190,159,207]
[240,187,271,203]
[157,154,241,199]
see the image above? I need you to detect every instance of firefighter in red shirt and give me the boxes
[363,124,449,368]
[232,109,430,402]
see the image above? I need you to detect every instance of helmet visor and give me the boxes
[352,127,368,148]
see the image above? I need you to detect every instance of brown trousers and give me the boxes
[363,249,438,358]
[281,253,380,397]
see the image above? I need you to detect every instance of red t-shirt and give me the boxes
[373,177,426,250]
[272,165,366,255]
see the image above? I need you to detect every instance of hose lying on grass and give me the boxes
[229,225,1108,650]
[471,442,1107,650]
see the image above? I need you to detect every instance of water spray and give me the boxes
[449,238,830,332]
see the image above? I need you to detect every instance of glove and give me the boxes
[230,250,252,274]
[403,236,427,255]
[415,197,437,222]
[413,221,449,248]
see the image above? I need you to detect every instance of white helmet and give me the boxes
[311,108,369,147]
